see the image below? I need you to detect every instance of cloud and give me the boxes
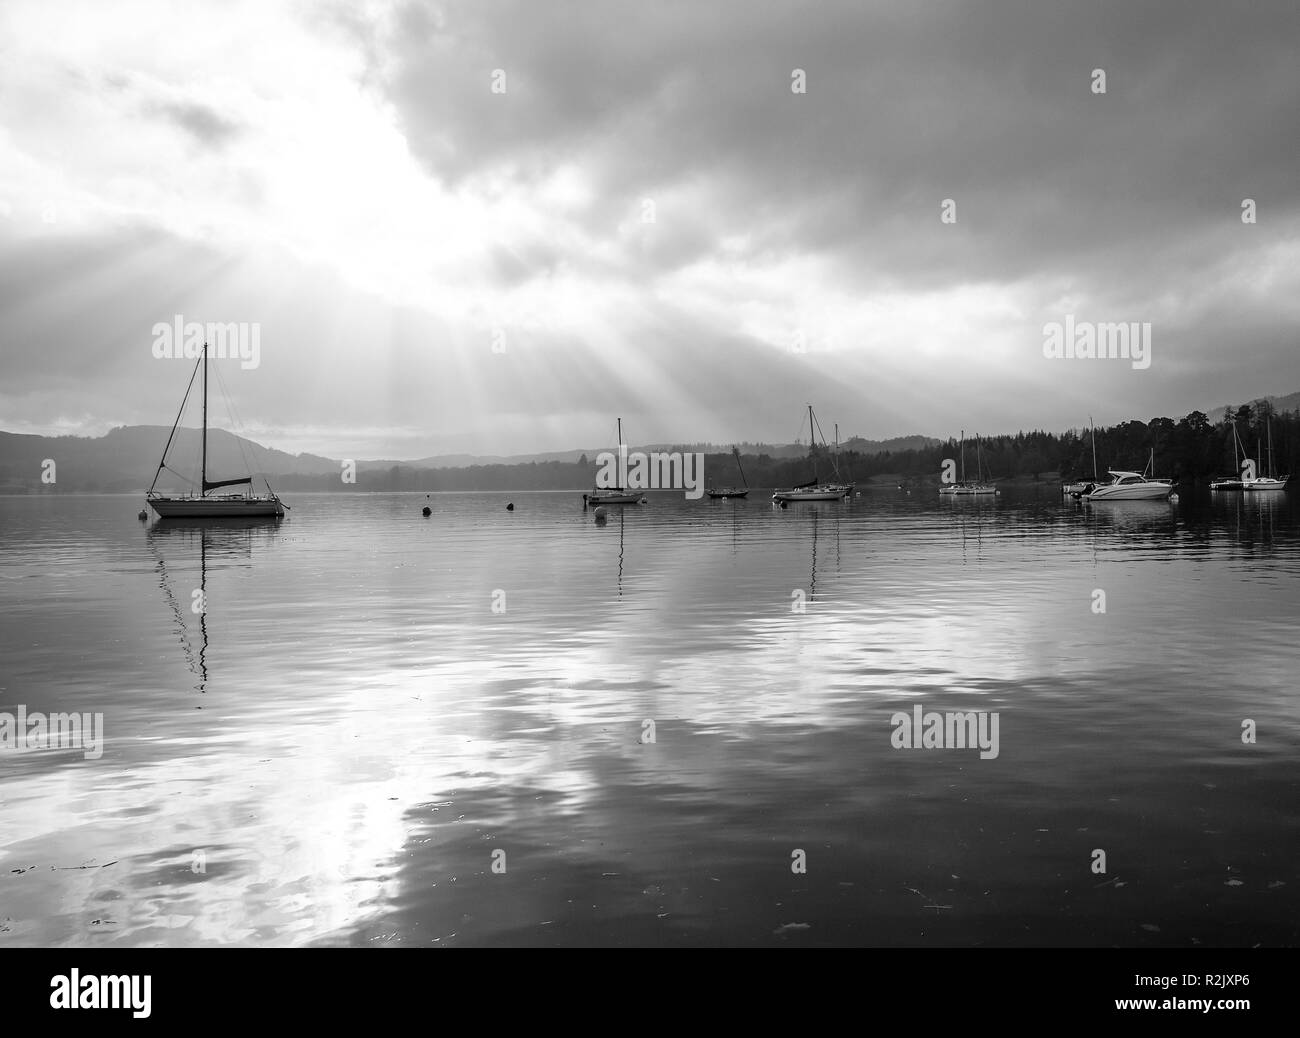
[0,0,1297,455]
[147,100,242,148]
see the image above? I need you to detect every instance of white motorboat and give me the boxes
[1082,470,1174,501]
[146,340,285,519]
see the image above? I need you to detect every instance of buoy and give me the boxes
[593,505,608,520]
[137,509,147,520]
[582,493,589,510]
[506,503,514,511]
[422,506,431,517]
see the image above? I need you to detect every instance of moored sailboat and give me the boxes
[1063,416,1099,495]
[586,418,645,506]
[707,446,749,499]
[940,430,996,496]
[146,341,284,519]
[1210,419,1248,491]
[1242,418,1288,491]
[772,405,854,503]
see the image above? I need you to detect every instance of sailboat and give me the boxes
[585,418,645,506]
[1243,418,1289,491]
[939,430,996,495]
[1210,419,1247,491]
[707,446,750,499]
[146,341,285,518]
[772,405,855,503]
[1063,417,1099,495]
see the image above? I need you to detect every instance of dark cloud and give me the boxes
[372,0,1300,288]
[148,100,242,148]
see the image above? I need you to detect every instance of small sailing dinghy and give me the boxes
[707,446,749,499]
[146,341,285,518]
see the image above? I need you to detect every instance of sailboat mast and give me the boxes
[733,446,747,487]
[960,429,966,482]
[1089,415,1097,480]
[809,404,818,480]
[201,340,207,498]
[1267,418,1274,477]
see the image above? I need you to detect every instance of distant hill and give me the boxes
[1204,392,1300,421]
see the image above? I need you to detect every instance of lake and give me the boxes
[0,487,1297,946]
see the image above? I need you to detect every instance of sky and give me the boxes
[0,0,1297,459]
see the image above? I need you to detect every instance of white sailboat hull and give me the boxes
[149,495,284,518]
[772,485,853,502]
[1242,478,1288,491]
[940,483,996,496]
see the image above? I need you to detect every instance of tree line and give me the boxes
[267,402,1296,492]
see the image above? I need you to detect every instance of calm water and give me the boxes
[1,487,1297,947]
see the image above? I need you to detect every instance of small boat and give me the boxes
[146,340,285,519]
[706,446,749,499]
[1081,451,1174,501]
[1211,419,1247,491]
[1242,418,1289,491]
[772,405,855,503]
[940,429,996,496]
[586,417,645,505]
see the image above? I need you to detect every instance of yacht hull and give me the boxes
[1083,484,1172,501]
[772,486,853,502]
[587,491,643,505]
[149,495,284,518]
[1242,478,1287,491]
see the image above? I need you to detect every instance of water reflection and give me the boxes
[0,491,1297,947]
[145,519,284,694]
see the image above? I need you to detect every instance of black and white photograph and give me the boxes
[0,0,1296,1014]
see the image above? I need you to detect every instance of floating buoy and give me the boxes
[582,493,589,510]
[593,505,608,521]
[137,509,147,520]
[421,506,431,517]
[506,503,514,511]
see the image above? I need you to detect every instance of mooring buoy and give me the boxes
[422,506,431,517]
[137,509,147,520]
[506,503,514,511]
